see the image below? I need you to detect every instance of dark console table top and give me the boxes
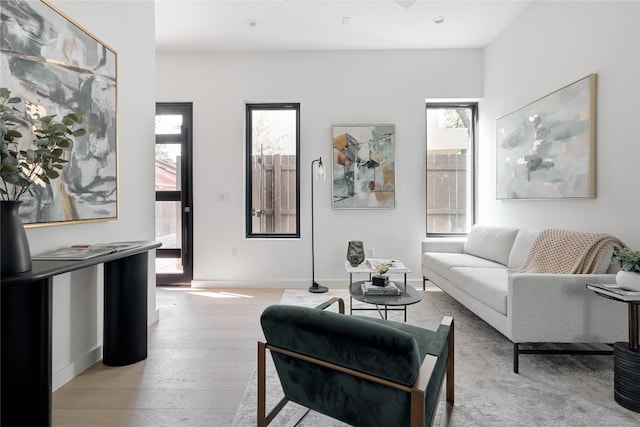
[1,240,161,285]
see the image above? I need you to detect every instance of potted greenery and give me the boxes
[612,248,640,291]
[0,87,85,276]
[1,87,85,200]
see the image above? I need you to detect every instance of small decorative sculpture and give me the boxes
[375,264,389,275]
[372,262,390,286]
[346,240,365,267]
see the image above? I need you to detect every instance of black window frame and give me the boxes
[425,102,477,237]
[245,103,301,239]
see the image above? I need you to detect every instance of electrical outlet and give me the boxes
[231,247,239,257]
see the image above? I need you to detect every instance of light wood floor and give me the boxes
[52,286,284,426]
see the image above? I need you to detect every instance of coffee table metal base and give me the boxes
[349,280,422,321]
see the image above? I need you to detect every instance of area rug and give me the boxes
[232,287,640,426]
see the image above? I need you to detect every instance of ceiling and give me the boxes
[155,0,533,53]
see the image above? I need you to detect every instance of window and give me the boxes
[246,103,300,238]
[426,103,477,235]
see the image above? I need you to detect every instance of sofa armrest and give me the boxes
[421,237,466,254]
[507,273,625,342]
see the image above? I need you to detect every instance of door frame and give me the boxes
[155,102,193,285]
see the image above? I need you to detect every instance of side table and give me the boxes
[345,259,416,321]
[349,280,422,321]
[586,283,640,413]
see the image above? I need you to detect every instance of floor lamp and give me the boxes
[310,157,328,293]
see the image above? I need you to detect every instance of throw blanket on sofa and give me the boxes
[510,228,626,274]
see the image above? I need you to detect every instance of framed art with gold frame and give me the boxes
[0,0,118,226]
[496,74,596,200]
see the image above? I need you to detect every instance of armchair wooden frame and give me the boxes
[257,297,454,427]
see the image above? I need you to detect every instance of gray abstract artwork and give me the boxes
[496,75,596,199]
[0,0,118,224]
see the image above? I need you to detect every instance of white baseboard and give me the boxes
[191,279,328,288]
[149,308,160,325]
[191,278,423,289]
[53,309,160,392]
[53,345,102,391]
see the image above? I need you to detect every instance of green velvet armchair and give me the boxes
[257,297,454,426]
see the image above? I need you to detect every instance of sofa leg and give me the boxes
[512,342,612,375]
[422,276,426,291]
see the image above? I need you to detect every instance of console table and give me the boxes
[1,240,161,426]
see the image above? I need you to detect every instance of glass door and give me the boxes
[155,103,193,285]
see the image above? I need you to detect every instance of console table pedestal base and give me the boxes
[1,241,160,426]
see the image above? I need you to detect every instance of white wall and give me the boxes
[156,49,484,287]
[480,1,640,247]
[27,1,157,390]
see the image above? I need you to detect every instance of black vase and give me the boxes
[1,200,32,276]
[346,240,365,267]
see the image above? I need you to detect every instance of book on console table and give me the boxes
[361,281,401,296]
[586,283,640,302]
[33,242,144,261]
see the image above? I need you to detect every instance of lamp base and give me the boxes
[309,281,328,293]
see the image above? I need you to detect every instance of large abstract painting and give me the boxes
[496,74,596,200]
[332,125,395,209]
[0,0,118,225]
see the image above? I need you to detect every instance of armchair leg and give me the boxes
[513,343,519,374]
[409,389,425,427]
[423,276,426,291]
[258,342,267,427]
[258,342,298,426]
[446,318,455,404]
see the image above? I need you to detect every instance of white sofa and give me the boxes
[421,225,628,372]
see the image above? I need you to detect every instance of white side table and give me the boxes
[345,259,415,320]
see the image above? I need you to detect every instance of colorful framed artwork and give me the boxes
[0,0,118,226]
[496,74,596,200]
[332,124,395,209]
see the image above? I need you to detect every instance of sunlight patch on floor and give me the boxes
[186,290,255,299]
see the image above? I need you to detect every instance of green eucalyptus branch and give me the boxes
[0,87,85,201]
[613,248,640,273]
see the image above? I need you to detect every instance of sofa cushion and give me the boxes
[595,246,615,274]
[447,267,508,315]
[423,252,506,278]
[463,225,519,266]
[508,229,539,269]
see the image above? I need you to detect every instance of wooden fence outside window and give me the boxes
[251,154,297,234]
[426,152,468,234]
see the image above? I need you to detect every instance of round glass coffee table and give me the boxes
[349,280,422,321]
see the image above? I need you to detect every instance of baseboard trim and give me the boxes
[191,279,423,289]
[53,345,102,391]
[149,308,160,325]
